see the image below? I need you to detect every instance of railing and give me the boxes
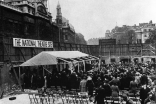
[22,0,34,7]
[0,1,22,12]
[9,1,34,8]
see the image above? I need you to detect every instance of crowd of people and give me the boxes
[79,62,156,104]
[20,60,156,104]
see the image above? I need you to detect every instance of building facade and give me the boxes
[75,33,87,45]
[0,0,87,62]
[0,0,88,96]
[0,0,56,40]
[55,2,87,44]
[105,21,156,44]
[0,0,58,63]
[55,2,75,43]
[105,30,112,39]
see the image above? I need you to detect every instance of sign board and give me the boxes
[13,38,53,48]
[99,39,116,45]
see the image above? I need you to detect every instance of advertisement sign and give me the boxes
[13,38,53,48]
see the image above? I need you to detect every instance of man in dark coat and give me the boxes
[86,77,94,97]
[140,84,150,104]
[109,75,120,87]
[94,84,105,104]
[129,77,138,94]
[103,81,112,97]
[140,74,148,85]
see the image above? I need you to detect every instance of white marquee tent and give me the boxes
[20,51,99,66]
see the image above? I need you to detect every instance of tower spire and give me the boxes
[56,1,62,26]
[57,1,61,8]
[58,1,60,5]
[56,1,62,16]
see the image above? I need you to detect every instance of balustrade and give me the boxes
[0,1,22,12]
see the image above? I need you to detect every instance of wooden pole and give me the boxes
[83,61,85,72]
[99,59,101,71]
[78,63,80,73]
[43,67,45,76]
[19,67,20,83]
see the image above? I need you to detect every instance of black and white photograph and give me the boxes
[0,0,156,104]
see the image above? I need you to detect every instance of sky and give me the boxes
[48,0,156,40]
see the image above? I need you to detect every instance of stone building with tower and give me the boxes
[0,0,87,65]
[0,0,87,96]
[55,2,86,44]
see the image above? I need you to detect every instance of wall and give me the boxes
[0,37,90,62]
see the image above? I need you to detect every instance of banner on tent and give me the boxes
[13,38,53,48]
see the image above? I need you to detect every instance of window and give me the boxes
[137,39,142,43]
[144,34,147,37]
[32,10,35,15]
[64,34,68,41]
[63,29,67,32]
[28,8,31,13]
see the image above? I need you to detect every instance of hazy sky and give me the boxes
[48,0,156,40]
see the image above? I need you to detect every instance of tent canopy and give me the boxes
[19,51,97,66]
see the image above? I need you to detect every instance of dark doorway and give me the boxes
[120,58,131,64]
[111,58,116,63]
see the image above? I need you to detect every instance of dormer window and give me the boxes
[37,5,47,15]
